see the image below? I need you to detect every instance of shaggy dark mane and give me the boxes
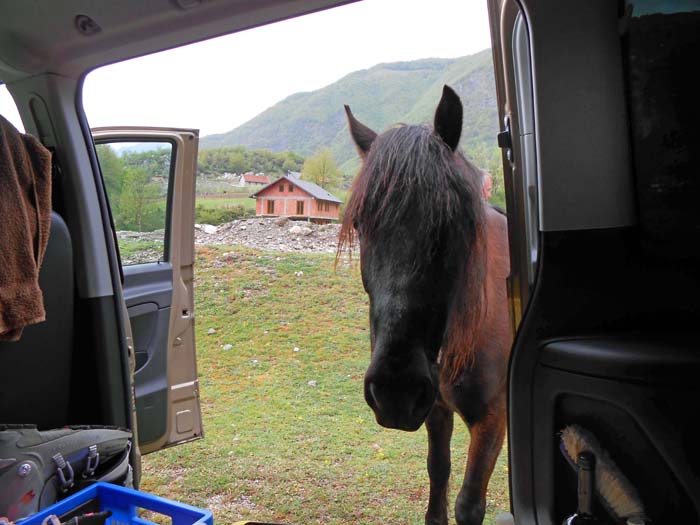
[338,123,487,379]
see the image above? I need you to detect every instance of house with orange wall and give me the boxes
[251,172,342,223]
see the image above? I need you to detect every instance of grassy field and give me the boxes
[140,246,509,524]
[196,196,257,211]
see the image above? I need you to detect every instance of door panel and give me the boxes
[93,127,202,454]
[123,264,173,446]
[489,1,700,524]
[126,301,159,372]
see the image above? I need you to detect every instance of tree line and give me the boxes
[198,146,304,176]
[97,145,168,232]
[97,141,504,232]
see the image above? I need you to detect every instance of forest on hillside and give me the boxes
[198,146,304,177]
[194,49,506,209]
[199,51,499,175]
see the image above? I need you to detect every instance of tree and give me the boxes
[96,144,126,211]
[117,167,162,231]
[301,147,342,190]
[464,144,506,209]
[122,148,171,176]
[196,146,304,177]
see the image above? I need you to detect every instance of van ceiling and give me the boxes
[0,0,356,83]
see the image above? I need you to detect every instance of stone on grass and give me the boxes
[195,224,218,234]
[207,328,216,335]
[222,344,233,351]
[289,225,312,236]
[308,380,318,387]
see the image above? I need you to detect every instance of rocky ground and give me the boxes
[117,218,353,264]
[194,216,350,253]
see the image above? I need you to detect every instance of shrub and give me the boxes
[195,204,255,225]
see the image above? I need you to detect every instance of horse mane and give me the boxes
[337,124,487,382]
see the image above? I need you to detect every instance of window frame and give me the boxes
[93,137,176,266]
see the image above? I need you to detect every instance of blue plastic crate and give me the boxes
[20,483,213,525]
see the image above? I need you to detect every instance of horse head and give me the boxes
[341,86,485,431]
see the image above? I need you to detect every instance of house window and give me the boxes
[288,184,294,192]
[267,200,275,214]
[279,184,284,192]
[296,201,304,214]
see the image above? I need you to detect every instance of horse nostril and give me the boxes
[366,381,381,410]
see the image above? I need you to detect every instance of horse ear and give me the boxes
[433,85,463,151]
[345,105,377,157]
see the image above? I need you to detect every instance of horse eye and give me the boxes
[352,220,359,231]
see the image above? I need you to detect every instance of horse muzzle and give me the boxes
[364,375,436,432]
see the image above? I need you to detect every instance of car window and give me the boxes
[0,85,25,132]
[95,141,174,265]
[622,1,700,259]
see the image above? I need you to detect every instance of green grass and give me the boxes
[196,197,257,211]
[141,246,509,523]
[117,237,164,265]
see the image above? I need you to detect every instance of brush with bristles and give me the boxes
[560,424,647,523]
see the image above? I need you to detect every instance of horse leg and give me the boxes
[454,398,507,525]
[424,400,454,525]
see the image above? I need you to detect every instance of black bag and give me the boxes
[0,425,132,521]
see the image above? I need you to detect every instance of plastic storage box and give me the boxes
[20,482,213,525]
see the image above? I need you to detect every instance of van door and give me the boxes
[489,1,700,524]
[91,127,203,454]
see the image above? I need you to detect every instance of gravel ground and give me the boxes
[194,216,351,253]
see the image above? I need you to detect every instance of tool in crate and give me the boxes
[15,482,212,525]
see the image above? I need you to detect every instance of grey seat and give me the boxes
[0,211,75,428]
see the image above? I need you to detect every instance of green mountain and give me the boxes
[200,49,498,174]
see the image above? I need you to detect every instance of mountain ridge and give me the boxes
[200,49,498,173]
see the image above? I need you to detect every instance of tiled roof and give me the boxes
[290,177,342,203]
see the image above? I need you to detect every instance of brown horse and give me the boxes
[338,85,512,525]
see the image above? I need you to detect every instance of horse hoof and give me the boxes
[455,503,486,525]
[424,514,448,525]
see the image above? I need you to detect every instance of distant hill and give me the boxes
[114,142,169,156]
[200,49,498,173]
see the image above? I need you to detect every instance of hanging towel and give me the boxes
[0,115,52,341]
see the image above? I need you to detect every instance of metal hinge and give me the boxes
[497,115,514,164]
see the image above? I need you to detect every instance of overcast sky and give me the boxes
[1,0,491,137]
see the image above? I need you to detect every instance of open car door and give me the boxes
[92,126,203,454]
[489,1,700,524]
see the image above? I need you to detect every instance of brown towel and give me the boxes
[0,115,52,341]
